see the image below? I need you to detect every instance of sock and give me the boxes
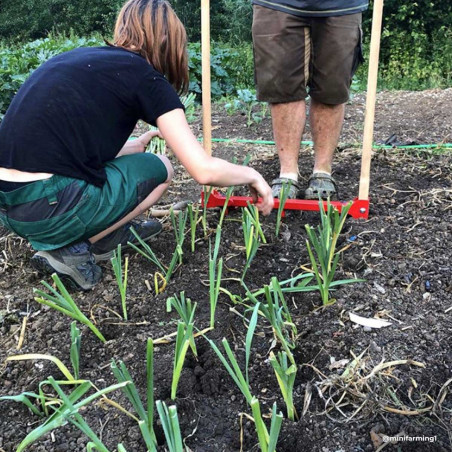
[279,172,299,182]
[312,170,331,176]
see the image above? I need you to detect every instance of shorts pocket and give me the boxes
[8,211,87,250]
[351,25,364,77]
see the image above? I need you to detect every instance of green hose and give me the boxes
[208,137,452,150]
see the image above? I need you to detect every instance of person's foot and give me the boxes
[271,177,301,199]
[91,218,162,262]
[304,173,338,200]
[31,241,102,291]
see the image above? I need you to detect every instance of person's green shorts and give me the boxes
[0,153,168,250]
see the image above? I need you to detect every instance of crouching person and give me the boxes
[0,0,273,290]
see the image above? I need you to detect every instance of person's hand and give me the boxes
[249,171,274,216]
[138,129,163,150]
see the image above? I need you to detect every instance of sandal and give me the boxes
[304,173,338,200]
[271,177,300,199]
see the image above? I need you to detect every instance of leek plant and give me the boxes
[33,274,106,343]
[207,336,253,403]
[305,200,362,305]
[70,322,81,380]
[14,377,128,452]
[269,351,297,421]
[180,92,197,122]
[156,401,184,452]
[128,227,165,273]
[187,203,200,252]
[209,226,223,328]
[217,186,234,229]
[128,213,187,293]
[167,291,197,355]
[246,284,296,364]
[147,92,196,154]
[111,339,157,451]
[111,244,129,320]
[241,203,266,282]
[201,186,214,236]
[207,335,283,452]
[170,207,188,267]
[87,444,128,452]
[250,399,283,452]
[147,130,166,154]
[275,180,292,237]
[171,321,194,399]
[2,324,86,416]
[245,303,260,385]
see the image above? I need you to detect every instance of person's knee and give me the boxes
[157,155,174,183]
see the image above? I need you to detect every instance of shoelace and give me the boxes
[68,242,90,254]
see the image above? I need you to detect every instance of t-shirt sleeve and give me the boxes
[135,72,185,126]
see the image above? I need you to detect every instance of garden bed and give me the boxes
[1,89,451,452]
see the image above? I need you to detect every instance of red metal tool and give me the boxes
[202,190,370,219]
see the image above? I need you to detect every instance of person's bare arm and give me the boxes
[157,108,274,215]
[116,130,162,157]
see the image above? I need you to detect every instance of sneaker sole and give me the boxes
[92,228,162,263]
[31,252,98,291]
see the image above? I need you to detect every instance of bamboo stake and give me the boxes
[201,0,212,155]
[359,0,384,200]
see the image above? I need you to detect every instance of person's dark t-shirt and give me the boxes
[0,46,184,187]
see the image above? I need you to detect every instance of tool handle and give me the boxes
[359,0,384,200]
[201,0,212,155]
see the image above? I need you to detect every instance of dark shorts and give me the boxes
[252,5,363,105]
[0,153,168,250]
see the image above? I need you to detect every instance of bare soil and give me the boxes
[1,89,451,452]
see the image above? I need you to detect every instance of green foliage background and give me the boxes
[0,0,450,117]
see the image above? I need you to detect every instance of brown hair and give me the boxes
[114,0,189,94]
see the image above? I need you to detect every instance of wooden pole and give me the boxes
[201,0,212,155]
[358,0,384,200]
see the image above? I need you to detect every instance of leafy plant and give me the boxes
[305,200,363,305]
[250,399,283,452]
[111,244,129,320]
[225,89,267,127]
[33,274,106,342]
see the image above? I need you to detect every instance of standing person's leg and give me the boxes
[252,5,311,198]
[305,13,363,199]
[270,100,306,190]
[310,101,345,175]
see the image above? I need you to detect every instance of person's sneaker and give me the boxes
[31,241,102,291]
[91,218,162,262]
